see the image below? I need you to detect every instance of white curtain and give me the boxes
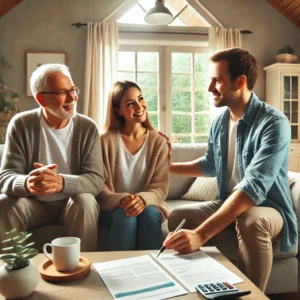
[83,21,118,128]
[209,27,241,53]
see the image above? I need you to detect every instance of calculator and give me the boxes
[195,282,251,299]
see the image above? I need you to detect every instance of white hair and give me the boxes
[30,63,72,100]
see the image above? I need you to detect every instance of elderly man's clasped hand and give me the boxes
[26,162,64,196]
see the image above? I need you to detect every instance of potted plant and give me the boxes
[0,50,19,144]
[276,45,297,63]
[0,228,40,299]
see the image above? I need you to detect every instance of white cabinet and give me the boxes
[264,63,300,171]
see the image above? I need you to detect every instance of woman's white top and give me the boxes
[115,131,149,194]
[36,116,73,201]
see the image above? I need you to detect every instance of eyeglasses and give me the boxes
[39,87,80,99]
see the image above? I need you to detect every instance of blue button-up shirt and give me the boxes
[199,93,297,252]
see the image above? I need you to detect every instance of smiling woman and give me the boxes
[97,80,170,251]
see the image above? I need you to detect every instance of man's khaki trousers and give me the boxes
[168,201,283,292]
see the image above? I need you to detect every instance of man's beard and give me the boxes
[213,89,240,108]
[48,103,77,120]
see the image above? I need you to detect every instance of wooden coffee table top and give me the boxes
[0,247,269,299]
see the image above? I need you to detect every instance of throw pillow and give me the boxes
[182,177,218,201]
[182,176,295,202]
[289,176,296,187]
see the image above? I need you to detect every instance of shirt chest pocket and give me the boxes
[214,145,222,164]
[242,150,256,168]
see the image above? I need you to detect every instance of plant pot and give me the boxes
[276,53,297,63]
[0,262,40,299]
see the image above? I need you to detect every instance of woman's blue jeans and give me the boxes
[99,206,163,250]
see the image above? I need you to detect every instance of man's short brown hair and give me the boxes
[209,48,258,90]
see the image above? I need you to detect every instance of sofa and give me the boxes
[0,143,299,295]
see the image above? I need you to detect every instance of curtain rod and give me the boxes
[71,23,252,34]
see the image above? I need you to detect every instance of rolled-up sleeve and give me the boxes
[234,116,291,205]
[199,126,217,177]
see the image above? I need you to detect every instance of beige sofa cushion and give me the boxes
[182,177,218,201]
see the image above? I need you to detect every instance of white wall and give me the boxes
[0,0,124,113]
[0,0,300,113]
[198,0,300,100]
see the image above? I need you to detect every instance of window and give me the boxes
[118,45,212,143]
[170,51,210,143]
[115,0,222,144]
[117,50,160,128]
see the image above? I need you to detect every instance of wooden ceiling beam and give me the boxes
[267,0,300,28]
[0,0,23,18]
[278,0,295,10]
[290,4,300,16]
[268,0,284,5]
[283,1,300,13]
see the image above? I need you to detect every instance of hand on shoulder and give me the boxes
[158,131,172,164]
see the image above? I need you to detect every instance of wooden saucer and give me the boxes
[39,256,91,282]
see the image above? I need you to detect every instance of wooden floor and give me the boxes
[268,292,300,300]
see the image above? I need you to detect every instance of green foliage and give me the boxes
[195,136,208,143]
[0,228,38,270]
[172,115,191,134]
[277,45,295,55]
[172,135,191,143]
[195,91,210,111]
[0,90,18,112]
[173,90,191,112]
[172,53,192,73]
[0,50,12,86]
[0,51,18,112]
[143,90,158,111]
[195,114,211,134]
[149,113,158,129]
[138,73,158,89]
[172,74,191,88]
[138,52,158,72]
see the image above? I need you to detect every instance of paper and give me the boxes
[93,255,187,300]
[153,249,243,292]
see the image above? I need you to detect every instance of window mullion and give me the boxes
[192,52,195,143]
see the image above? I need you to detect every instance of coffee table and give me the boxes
[0,247,269,299]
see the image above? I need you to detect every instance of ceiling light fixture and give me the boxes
[144,0,173,26]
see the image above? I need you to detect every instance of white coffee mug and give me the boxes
[43,237,81,271]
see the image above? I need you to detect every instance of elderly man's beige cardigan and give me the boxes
[98,130,170,221]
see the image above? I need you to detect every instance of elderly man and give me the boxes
[0,63,104,251]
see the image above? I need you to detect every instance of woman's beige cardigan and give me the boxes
[98,130,170,221]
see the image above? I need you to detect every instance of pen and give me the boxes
[156,218,186,258]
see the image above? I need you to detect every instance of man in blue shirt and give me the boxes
[163,48,297,291]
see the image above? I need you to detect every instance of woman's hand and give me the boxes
[120,194,135,208]
[123,196,145,217]
[158,131,172,165]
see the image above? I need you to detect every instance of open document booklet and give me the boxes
[93,249,243,300]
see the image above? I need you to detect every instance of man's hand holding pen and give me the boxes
[163,228,203,255]
[156,218,186,258]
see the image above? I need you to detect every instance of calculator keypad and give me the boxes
[197,282,239,295]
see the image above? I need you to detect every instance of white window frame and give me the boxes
[118,45,166,131]
[165,46,210,142]
[118,44,210,140]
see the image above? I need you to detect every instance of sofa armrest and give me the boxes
[0,144,4,166]
[288,171,300,249]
